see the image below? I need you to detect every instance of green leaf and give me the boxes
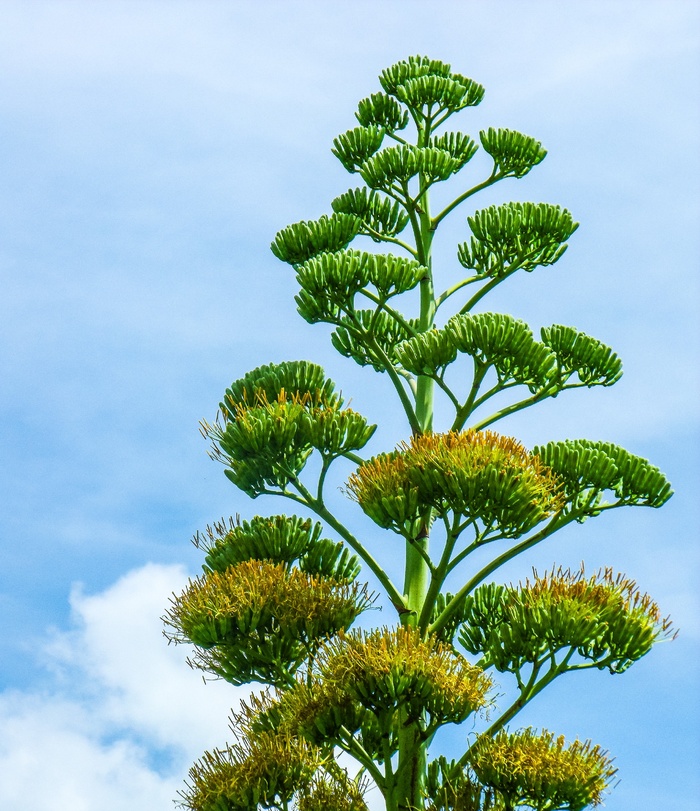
[331,186,409,239]
[445,312,557,391]
[331,309,419,372]
[355,92,409,132]
[542,324,623,386]
[533,439,673,510]
[359,144,462,191]
[458,201,578,277]
[331,125,385,173]
[271,213,362,265]
[480,127,547,178]
[430,131,479,170]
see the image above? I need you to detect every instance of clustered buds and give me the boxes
[533,439,673,514]
[169,52,675,811]
[469,728,617,809]
[459,566,675,674]
[347,430,564,537]
[202,361,376,496]
[164,560,372,686]
[180,730,322,811]
[197,514,361,582]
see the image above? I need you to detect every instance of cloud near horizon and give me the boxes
[0,564,242,810]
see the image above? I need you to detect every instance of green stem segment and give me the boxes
[396,129,435,811]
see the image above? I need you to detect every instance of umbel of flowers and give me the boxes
[164,56,674,811]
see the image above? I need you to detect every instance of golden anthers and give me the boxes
[346,429,563,536]
[314,626,493,726]
[163,560,372,685]
[459,565,675,673]
[180,730,321,811]
[469,727,617,809]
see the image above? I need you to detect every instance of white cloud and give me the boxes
[0,564,244,810]
[0,563,387,810]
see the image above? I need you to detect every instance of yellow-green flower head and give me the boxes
[200,361,376,496]
[181,730,321,811]
[347,430,563,536]
[459,566,674,673]
[469,728,617,809]
[163,560,371,685]
[315,626,493,726]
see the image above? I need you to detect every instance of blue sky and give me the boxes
[0,1,698,808]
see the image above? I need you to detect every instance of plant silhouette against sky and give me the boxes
[164,56,674,811]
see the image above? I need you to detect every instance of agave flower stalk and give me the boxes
[167,56,674,811]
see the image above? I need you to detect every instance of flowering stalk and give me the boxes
[167,56,674,811]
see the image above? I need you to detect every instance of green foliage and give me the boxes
[459,567,674,675]
[469,729,617,811]
[457,202,578,277]
[271,214,361,265]
[168,54,673,811]
[479,128,547,178]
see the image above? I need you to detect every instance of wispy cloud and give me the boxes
[0,564,241,809]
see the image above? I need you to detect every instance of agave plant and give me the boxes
[165,55,674,811]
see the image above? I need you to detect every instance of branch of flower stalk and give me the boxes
[341,450,367,466]
[337,727,388,793]
[429,512,575,637]
[468,387,554,432]
[417,531,456,632]
[403,183,429,267]
[435,274,482,310]
[316,455,334,504]
[359,222,418,258]
[357,289,419,338]
[458,650,579,772]
[340,304,419,429]
[403,523,437,577]
[445,524,502,576]
[365,333,421,434]
[459,262,523,314]
[432,173,502,228]
[433,372,461,412]
[287,476,408,615]
[451,360,489,431]
[386,130,409,146]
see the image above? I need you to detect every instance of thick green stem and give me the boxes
[430,513,573,637]
[396,128,435,811]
